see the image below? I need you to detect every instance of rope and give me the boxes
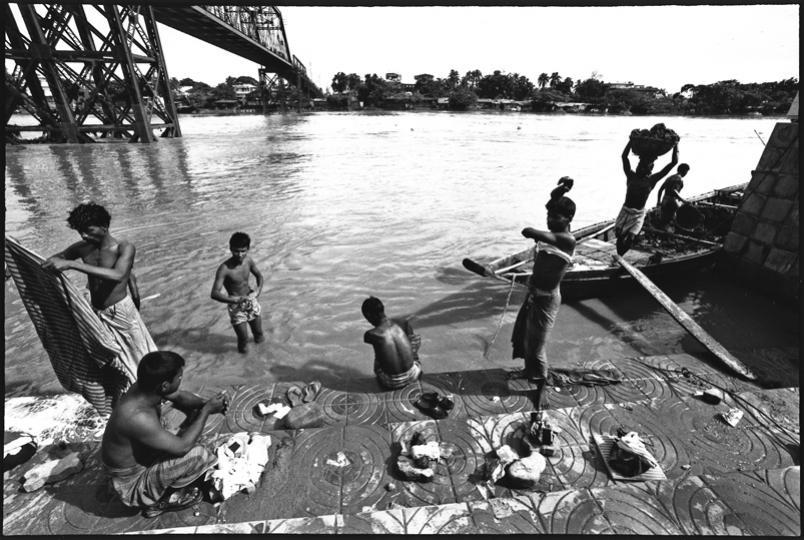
[484,276,518,360]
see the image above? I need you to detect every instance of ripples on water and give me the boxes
[4,111,779,394]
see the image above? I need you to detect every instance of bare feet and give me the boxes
[254,333,265,344]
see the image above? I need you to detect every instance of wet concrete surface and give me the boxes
[3,347,799,535]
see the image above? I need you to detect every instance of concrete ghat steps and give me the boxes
[3,353,799,535]
[133,465,802,535]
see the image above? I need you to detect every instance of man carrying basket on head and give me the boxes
[616,126,679,256]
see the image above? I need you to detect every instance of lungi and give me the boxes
[614,205,648,237]
[511,287,561,380]
[104,445,217,508]
[95,295,157,384]
[375,361,422,390]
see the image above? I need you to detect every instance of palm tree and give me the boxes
[549,72,561,88]
[537,73,549,89]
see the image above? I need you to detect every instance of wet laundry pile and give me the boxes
[207,432,272,501]
[395,431,453,482]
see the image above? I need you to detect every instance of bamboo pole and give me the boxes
[612,254,757,380]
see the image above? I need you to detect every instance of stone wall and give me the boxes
[721,121,799,303]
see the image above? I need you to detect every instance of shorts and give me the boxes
[227,292,262,326]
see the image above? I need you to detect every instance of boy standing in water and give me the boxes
[361,296,422,390]
[616,141,679,255]
[211,232,265,353]
[510,177,577,412]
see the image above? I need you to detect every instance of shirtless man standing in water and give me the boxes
[43,202,156,384]
[211,232,265,353]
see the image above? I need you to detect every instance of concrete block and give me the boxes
[22,452,83,492]
[772,173,799,198]
[761,197,794,222]
[775,224,799,251]
[752,172,777,195]
[756,146,786,171]
[743,241,768,265]
[764,248,798,274]
[741,193,767,216]
[730,212,757,236]
[734,259,761,281]
[723,232,748,255]
[752,222,778,245]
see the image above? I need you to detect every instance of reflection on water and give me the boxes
[4,111,793,396]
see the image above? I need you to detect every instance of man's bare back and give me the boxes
[101,390,163,468]
[364,320,415,375]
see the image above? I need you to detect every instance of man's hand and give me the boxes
[204,392,228,415]
[557,176,574,189]
[41,257,73,272]
[521,227,537,239]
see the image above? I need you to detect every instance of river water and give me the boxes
[4,111,793,396]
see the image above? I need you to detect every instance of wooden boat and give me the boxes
[462,183,747,300]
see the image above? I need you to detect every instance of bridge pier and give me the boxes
[4,3,181,143]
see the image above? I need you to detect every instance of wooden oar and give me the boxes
[612,253,757,380]
[462,222,617,280]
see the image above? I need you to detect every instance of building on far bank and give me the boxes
[233,83,257,99]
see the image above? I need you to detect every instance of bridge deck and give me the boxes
[152,6,321,97]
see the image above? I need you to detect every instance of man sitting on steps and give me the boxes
[101,350,228,517]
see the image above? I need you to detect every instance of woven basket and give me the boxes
[629,134,675,159]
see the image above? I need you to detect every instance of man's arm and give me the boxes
[621,141,634,178]
[656,182,667,207]
[650,145,679,186]
[43,242,135,283]
[250,259,264,297]
[43,241,87,265]
[522,227,576,253]
[210,264,242,304]
[125,394,226,457]
[164,389,209,415]
[128,272,141,310]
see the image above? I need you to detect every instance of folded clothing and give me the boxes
[207,432,272,500]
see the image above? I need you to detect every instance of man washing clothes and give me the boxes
[42,202,157,386]
[101,350,228,517]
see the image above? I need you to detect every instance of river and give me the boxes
[4,111,791,396]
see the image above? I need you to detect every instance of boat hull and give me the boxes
[463,183,746,300]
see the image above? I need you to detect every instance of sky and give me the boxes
[157,5,799,94]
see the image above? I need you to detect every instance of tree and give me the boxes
[234,75,258,85]
[509,73,535,100]
[331,72,348,93]
[346,73,362,91]
[178,77,196,87]
[556,77,574,94]
[537,73,549,89]
[549,72,561,88]
[461,69,483,89]
[477,70,512,99]
[448,87,477,110]
[225,76,237,88]
[575,77,607,100]
[446,69,460,90]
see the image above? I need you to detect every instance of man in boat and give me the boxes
[211,232,265,353]
[101,350,228,517]
[361,296,422,390]
[654,163,690,229]
[42,202,157,388]
[616,141,679,255]
[510,177,577,412]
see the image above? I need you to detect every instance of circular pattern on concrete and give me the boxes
[549,444,611,490]
[290,428,344,517]
[323,390,385,426]
[385,385,430,423]
[338,425,394,513]
[225,384,273,433]
[434,420,487,501]
[539,489,614,534]
[591,484,684,534]
[312,388,351,426]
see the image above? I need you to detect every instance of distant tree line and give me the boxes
[326,69,798,115]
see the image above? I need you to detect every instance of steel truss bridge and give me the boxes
[4,2,323,143]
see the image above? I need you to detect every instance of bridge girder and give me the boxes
[5,3,321,144]
[5,3,180,143]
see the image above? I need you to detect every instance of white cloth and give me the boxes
[616,431,658,468]
[207,432,272,500]
[615,205,648,237]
